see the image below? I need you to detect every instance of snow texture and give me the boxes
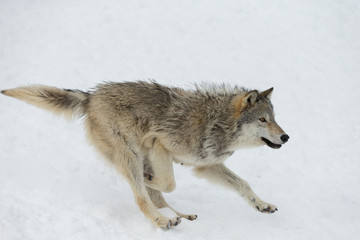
[1,0,360,239]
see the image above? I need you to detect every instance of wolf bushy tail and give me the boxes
[1,85,89,119]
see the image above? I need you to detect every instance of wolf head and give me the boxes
[232,88,289,149]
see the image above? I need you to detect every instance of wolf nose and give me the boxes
[280,134,289,143]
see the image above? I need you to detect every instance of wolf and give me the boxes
[2,81,289,229]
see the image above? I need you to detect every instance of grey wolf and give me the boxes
[2,81,289,229]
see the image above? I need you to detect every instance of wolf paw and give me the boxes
[249,196,278,214]
[143,173,153,181]
[169,209,197,221]
[255,202,278,214]
[155,216,181,229]
[186,214,198,221]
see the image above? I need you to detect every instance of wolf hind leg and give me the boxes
[86,125,181,228]
[146,187,198,221]
[110,148,182,228]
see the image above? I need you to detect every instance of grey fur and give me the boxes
[2,80,289,228]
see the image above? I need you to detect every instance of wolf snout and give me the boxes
[280,134,289,143]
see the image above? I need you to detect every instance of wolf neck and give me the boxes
[160,91,240,166]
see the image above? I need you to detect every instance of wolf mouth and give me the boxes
[261,137,282,149]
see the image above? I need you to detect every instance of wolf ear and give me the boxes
[260,87,273,100]
[232,90,258,117]
[243,90,258,107]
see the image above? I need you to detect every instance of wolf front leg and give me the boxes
[146,187,198,221]
[141,138,197,221]
[193,163,278,213]
[142,137,176,193]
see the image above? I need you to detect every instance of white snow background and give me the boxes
[1,0,359,239]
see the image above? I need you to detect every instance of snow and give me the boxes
[1,0,359,239]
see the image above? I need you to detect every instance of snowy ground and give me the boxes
[1,0,360,239]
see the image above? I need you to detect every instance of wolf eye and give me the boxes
[259,117,267,122]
